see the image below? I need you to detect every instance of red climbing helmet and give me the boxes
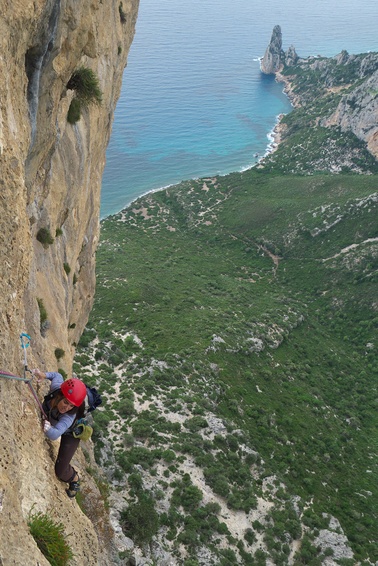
[60,378,87,407]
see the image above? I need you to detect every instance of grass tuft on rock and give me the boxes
[28,510,74,566]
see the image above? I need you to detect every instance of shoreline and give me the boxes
[101,74,295,221]
[101,121,286,220]
[275,70,300,107]
[101,116,288,221]
[264,113,287,156]
[255,70,299,166]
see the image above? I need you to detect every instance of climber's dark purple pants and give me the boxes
[55,434,80,482]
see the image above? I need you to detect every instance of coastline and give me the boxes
[265,113,287,155]
[101,73,295,220]
[101,116,288,220]
[256,70,299,164]
[275,70,300,107]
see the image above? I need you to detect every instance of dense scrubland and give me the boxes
[75,53,378,565]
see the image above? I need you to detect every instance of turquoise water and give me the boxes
[100,0,378,218]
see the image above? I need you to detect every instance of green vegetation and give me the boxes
[119,2,127,23]
[262,52,378,175]
[37,297,49,336]
[77,168,377,562]
[67,67,102,106]
[36,227,54,247]
[54,348,65,361]
[66,67,102,124]
[67,98,81,125]
[120,493,159,546]
[37,298,47,326]
[63,263,71,275]
[28,510,73,566]
[74,51,378,564]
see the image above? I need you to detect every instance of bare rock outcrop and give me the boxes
[294,49,378,157]
[0,0,139,564]
[314,516,354,562]
[285,44,299,67]
[261,25,284,74]
[261,26,299,74]
[322,67,378,157]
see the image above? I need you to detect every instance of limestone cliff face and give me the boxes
[0,0,139,564]
[278,49,378,159]
[322,62,378,157]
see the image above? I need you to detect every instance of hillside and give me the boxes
[75,52,378,564]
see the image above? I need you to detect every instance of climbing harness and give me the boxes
[0,333,48,419]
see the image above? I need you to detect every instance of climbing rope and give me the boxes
[0,334,48,419]
[26,377,48,420]
[0,369,31,382]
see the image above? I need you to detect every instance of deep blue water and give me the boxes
[100,0,378,218]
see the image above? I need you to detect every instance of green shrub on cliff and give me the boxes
[54,348,65,361]
[28,510,73,566]
[37,298,47,326]
[67,98,81,125]
[119,2,127,23]
[67,67,102,124]
[36,227,54,247]
[67,67,102,106]
[63,263,71,275]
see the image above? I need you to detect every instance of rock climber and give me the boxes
[34,369,87,498]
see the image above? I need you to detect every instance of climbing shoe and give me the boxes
[66,478,80,498]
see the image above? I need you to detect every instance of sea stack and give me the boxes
[261,25,284,74]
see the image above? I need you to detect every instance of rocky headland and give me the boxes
[260,26,378,173]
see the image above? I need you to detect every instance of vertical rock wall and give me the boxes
[0,0,139,563]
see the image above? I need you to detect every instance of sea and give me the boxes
[100,0,378,218]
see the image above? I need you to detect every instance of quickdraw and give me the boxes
[20,332,31,365]
[0,333,48,419]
